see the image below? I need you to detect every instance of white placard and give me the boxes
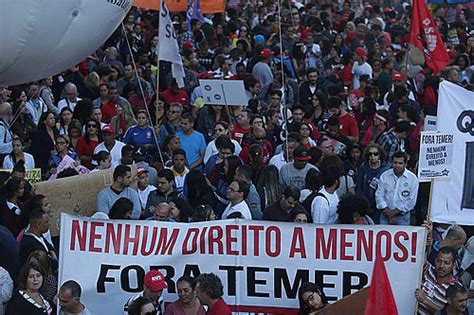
[418,132,454,181]
[423,115,437,131]
[200,79,247,106]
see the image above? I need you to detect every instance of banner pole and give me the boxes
[414,179,434,314]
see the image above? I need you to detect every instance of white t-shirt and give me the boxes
[56,97,81,114]
[137,185,157,211]
[204,139,242,164]
[269,152,288,171]
[222,200,252,220]
[2,153,35,169]
[352,61,373,89]
[93,140,126,167]
[311,187,339,224]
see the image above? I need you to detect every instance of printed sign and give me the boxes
[418,132,454,181]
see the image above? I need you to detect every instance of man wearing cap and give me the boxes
[93,124,126,167]
[279,146,318,190]
[252,48,274,86]
[352,47,372,89]
[124,270,168,315]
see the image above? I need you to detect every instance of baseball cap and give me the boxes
[198,71,215,79]
[355,47,367,59]
[137,168,149,177]
[294,146,311,161]
[144,270,168,292]
[102,124,115,133]
[392,71,403,81]
[182,41,195,51]
[260,48,275,59]
[253,34,265,44]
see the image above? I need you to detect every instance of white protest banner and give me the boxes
[423,115,437,131]
[158,0,185,87]
[59,214,425,314]
[418,131,454,181]
[432,81,474,225]
[199,79,248,106]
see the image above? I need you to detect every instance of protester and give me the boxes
[93,124,126,167]
[145,169,179,217]
[164,276,206,315]
[124,270,168,315]
[58,280,91,315]
[298,282,328,314]
[195,273,231,315]
[311,165,341,224]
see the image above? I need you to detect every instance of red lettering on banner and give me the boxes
[70,220,87,251]
[226,225,239,255]
[266,226,281,257]
[249,225,264,256]
[356,230,373,261]
[182,228,199,254]
[411,232,418,262]
[155,228,179,255]
[199,226,208,254]
[140,226,158,256]
[123,224,140,255]
[316,228,337,259]
[241,225,247,256]
[289,227,306,258]
[376,230,391,261]
[89,221,104,253]
[208,226,223,254]
[105,223,122,254]
[340,229,354,260]
[394,231,409,262]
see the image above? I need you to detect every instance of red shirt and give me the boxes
[339,113,359,138]
[101,101,117,123]
[75,136,99,170]
[163,89,189,107]
[231,124,252,144]
[207,299,231,315]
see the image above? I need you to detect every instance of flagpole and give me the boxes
[277,0,289,162]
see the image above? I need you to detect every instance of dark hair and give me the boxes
[392,151,408,162]
[172,148,186,158]
[327,96,342,109]
[235,180,250,199]
[196,273,224,299]
[25,194,46,213]
[18,262,44,290]
[113,165,131,181]
[437,246,457,263]
[236,164,253,182]
[84,118,102,144]
[60,280,82,298]
[38,111,57,131]
[57,167,79,179]
[177,276,197,289]
[446,284,467,300]
[181,112,194,124]
[5,177,23,199]
[93,150,111,164]
[289,208,311,223]
[337,194,370,224]
[326,116,340,127]
[394,120,412,133]
[157,169,174,182]
[305,169,322,191]
[283,185,300,201]
[192,204,215,222]
[29,208,46,224]
[169,197,193,222]
[186,170,217,210]
[109,197,133,219]
[128,297,152,315]
[224,156,242,184]
[322,165,341,187]
[67,119,82,137]
[9,139,25,165]
[216,136,235,153]
[298,282,328,314]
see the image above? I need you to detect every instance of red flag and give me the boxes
[409,0,450,74]
[364,255,398,315]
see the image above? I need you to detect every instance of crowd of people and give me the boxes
[1,0,474,314]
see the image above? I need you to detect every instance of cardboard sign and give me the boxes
[199,79,247,106]
[59,214,425,315]
[35,165,136,237]
[418,132,454,181]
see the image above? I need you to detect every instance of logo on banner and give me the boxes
[457,110,474,135]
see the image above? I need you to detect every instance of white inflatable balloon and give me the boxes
[0,0,132,86]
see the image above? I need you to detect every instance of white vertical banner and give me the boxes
[158,0,185,87]
[431,81,474,225]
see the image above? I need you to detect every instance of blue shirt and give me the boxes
[177,130,206,166]
[122,125,155,146]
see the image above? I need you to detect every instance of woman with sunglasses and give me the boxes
[203,121,241,164]
[355,143,389,224]
[76,119,102,170]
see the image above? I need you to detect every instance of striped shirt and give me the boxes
[419,264,458,315]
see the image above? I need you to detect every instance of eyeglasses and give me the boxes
[368,152,379,157]
[87,124,97,128]
[144,311,157,315]
[56,141,67,145]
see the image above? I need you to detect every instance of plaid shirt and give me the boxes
[376,130,405,161]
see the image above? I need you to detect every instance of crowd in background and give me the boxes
[1,0,474,314]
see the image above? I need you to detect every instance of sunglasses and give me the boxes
[87,124,97,128]
[215,128,225,132]
[144,311,157,315]
[368,152,379,157]
[56,141,67,145]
